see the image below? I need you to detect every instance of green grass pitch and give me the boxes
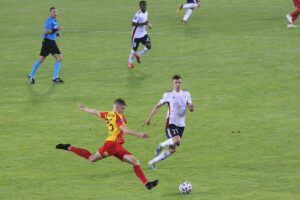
[1,0,299,199]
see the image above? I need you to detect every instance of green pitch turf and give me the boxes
[1,0,299,199]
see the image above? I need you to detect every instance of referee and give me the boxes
[28,7,64,84]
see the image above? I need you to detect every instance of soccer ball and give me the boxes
[178,181,192,194]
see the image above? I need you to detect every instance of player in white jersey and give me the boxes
[146,75,194,169]
[128,1,152,69]
[177,0,200,24]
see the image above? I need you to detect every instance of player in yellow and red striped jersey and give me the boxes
[56,98,158,190]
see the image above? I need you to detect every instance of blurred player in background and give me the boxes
[56,99,159,190]
[145,75,194,169]
[28,7,64,84]
[177,0,200,24]
[128,1,152,69]
[287,0,300,28]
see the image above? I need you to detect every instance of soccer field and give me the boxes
[1,0,300,199]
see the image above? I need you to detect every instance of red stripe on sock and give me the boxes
[133,165,148,185]
[70,146,91,159]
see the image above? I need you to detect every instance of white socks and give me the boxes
[151,150,171,163]
[128,49,135,63]
[183,9,193,21]
[160,138,174,148]
[138,47,149,56]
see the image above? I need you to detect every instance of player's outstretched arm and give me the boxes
[145,101,162,125]
[79,103,100,115]
[120,125,149,139]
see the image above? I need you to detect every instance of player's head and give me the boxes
[50,7,58,18]
[113,98,127,113]
[172,75,182,91]
[139,1,147,12]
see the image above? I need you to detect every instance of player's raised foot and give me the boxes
[27,75,35,84]
[128,62,134,69]
[145,180,159,190]
[155,144,163,156]
[182,20,188,24]
[134,53,141,63]
[287,24,297,28]
[56,143,71,150]
[177,4,183,12]
[52,77,64,83]
[286,14,293,24]
[148,160,157,170]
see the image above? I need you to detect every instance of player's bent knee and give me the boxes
[58,56,63,61]
[133,160,140,166]
[173,137,181,145]
[88,156,96,162]
[123,155,140,165]
[131,156,140,165]
[146,44,151,50]
[169,148,176,154]
[39,57,45,62]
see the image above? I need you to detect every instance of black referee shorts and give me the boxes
[40,38,61,57]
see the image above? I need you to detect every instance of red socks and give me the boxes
[133,165,148,185]
[68,147,147,185]
[290,9,300,22]
[69,146,92,159]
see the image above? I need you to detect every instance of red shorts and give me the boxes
[294,0,300,9]
[98,141,131,160]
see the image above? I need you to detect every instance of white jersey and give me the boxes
[159,90,192,127]
[132,10,148,39]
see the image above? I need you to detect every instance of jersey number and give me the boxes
[106,119,114,132]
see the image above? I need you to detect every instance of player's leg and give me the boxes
[109,142,158,190]
[291,9,300,22]
[28,40,50,84]
[182,8,193,23]
[128,38,139,68]
[51,41,64,83]
[155,127,182,155]
[122,154,159,190]
[56,143,100,161]
[28,56,46,84]
[135,35,151,62]
[52,54,64,83]
[287,10,300,28]
[288,1,300,27]
[148,136,180,169]
[148,126,184,169]
[87,151,104,162]
[181,3,199,23]
[177,4,183,12]
[183,3,198,9]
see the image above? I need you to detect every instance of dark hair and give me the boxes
[140,1,146,6]
[114,98,127,106]
[50,7,56,11]
[172,74,182,80]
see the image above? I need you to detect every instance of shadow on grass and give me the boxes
[27,83,56,104]
[127,68,148,83]
[162,191,202,197]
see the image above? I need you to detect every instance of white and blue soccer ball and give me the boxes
[179,181,192,194]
